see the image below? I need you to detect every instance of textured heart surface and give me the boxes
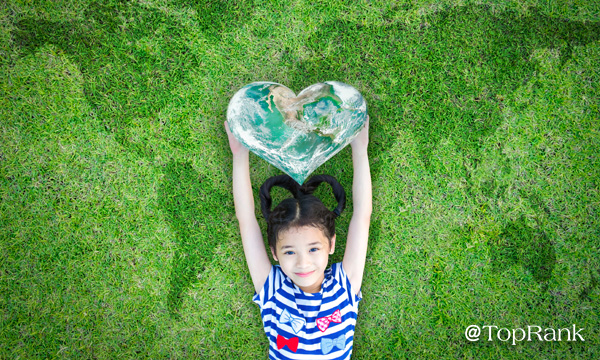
[227,81,367,184]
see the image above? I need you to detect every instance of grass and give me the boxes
[1,0,599,358]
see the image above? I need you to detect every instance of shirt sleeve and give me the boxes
[337,262,362,308]
[252,265,284,308]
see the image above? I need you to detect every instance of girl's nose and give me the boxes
[296,253,310,268]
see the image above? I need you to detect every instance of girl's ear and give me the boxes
[270,246,278,262]
[329,234,336,255]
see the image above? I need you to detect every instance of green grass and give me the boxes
[1,0,599,358]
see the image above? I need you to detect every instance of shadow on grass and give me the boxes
[13,0,199,157]
[579,269,599,301]
[157,160,229,318]
[11,0,282,159]
[171,0,258,39]
[289,4,600,173]
[490,216,556,283]
[13,2,600,171]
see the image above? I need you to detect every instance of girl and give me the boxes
[225,117,371,359]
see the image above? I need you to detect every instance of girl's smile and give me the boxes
[271,226,336,293]
[295,271,315,277]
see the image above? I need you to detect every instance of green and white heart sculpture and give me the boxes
[227,81,368,184]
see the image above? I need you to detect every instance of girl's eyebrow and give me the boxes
[280,242,321,250]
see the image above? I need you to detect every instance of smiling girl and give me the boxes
[225,117,371,359]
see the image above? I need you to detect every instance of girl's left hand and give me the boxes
[351,115,369,152]
[225,121,249,156]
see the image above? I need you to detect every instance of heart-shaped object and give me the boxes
[227,81,367,184]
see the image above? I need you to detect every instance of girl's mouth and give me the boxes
[295,271,315,278]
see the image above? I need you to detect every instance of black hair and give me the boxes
[259,174,346,250]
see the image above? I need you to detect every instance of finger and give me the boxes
[224,121,232,136]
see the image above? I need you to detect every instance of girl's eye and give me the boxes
[310,248,319,252]
[284,251,295,255]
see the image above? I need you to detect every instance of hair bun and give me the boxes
[301,175,346,218]
[259,175,301,221]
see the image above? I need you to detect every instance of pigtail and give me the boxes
[301,175,346,218]
[259,175,301,221]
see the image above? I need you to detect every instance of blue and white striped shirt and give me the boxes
[253,262,362,359]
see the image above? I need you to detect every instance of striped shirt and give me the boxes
[253,262,362,359]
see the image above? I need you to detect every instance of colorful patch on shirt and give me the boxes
[316,309,342,332]
[321,334,346,355]
[276,334,299,352]
[279,308,305,334]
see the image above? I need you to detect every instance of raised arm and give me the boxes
[225,121,272,293]
[342,117,372,294]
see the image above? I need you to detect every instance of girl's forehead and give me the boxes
[277,226,329,246]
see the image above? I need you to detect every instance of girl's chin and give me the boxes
[296,282,321,293]
[291,273,325,293]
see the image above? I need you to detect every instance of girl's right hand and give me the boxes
[351,115,369,153]
[224,121,249,156]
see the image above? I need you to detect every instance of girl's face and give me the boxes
[271,226,335,293]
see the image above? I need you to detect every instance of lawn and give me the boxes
[1,0,599,358]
